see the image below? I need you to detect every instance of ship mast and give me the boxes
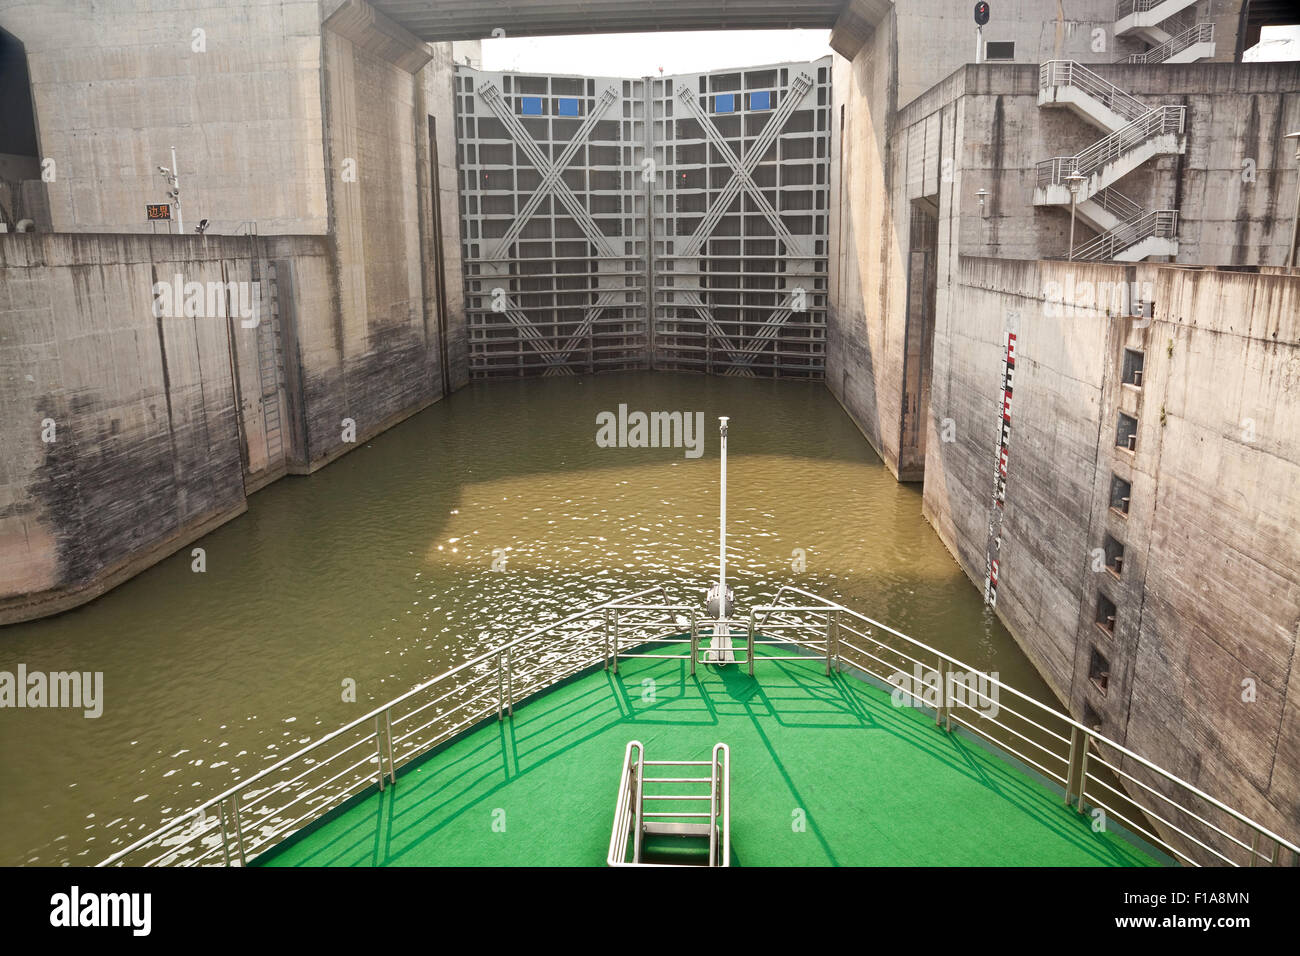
[718,416,728,625]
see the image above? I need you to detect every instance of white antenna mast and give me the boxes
[718,416,728,623]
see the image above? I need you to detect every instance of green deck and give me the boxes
[258,646,1161,867]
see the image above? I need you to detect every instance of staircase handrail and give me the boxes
[1073,208,1179,260]
[1036,104,1185,187]
[1039,59,1148,123]
[1125,22,1214,64]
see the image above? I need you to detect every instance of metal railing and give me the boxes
[1125,23,1215,64]
[1039,60,1148,123]
[1089,186,1144,223]
[98,584,1298,868]
[97,585,690,867]
[1072,209,1178,260]
[1116,0,1186,20]
[1036,104,1185,188]
[753,586,1299,868]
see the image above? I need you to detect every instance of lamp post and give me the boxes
[1286,131,1300,268]
[1066,173,1085,261]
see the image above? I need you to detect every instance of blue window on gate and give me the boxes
[714,94,734,113]
[558,97,580,116]
[750,90,771,110]
[520,96,543,115]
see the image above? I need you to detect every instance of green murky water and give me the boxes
[0,372,1056,865]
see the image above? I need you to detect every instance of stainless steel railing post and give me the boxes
[497,652,505,720]
[231,791,247,866]
[1064,724,1083,807]
[603,609,611,669]
[935,657,946,728]
[1077,733,1091,815]
[612,611,620,675]
[747,610,755,677]
[505,646,514,717]
[218,801,232,867]
[375,714,386,791]
[384,707,396,785]
[690,608,698,677]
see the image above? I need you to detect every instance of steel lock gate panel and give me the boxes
[455,69,649,379]
[650,58,831,379]
[454,58,830,380]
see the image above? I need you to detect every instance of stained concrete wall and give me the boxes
[891,0,1147,110]
[0,2,474,621]
[0,0,329,235]
[0,232,332,623]
[921,255,1300,856]
[830,28,1300,480]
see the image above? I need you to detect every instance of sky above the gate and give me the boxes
[476,24,1300,75]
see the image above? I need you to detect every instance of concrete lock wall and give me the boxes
[830,13,1300,482]
[0,1,473,622]
[0,0,331,235]
[921,255,1300,855]
[0,232,332,623]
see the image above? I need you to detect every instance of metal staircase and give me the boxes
[608,741,730,867]
[1115,0,1200,45]
[1125,22,1216,63]
[1071,209,1179,261]
[1035,60,1183,260]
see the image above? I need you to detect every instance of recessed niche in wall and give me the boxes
[1122,348,1144,387]
[1104,533,1125,577]
[1083,700,1104,733]
[1116,412,1138,451]
[1109,474,1132,516]
[1089,647,1110,696]
[1095,593,1117,636]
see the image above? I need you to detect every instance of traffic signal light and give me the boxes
[974,2,990,26]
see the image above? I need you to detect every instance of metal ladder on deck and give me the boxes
[608,741,730,867]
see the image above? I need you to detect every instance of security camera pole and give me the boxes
[170,146,183,235]
[718,415,728,628]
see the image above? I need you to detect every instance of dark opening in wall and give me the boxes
[1122,348,1144,387]
[984,41,1015,60]
[1089,647,1110,695]
[1109,474,1132,516]
[1103,533,1125,577]
[1083,701,1103,733]
[1095,593,1117,636]
[1116,413,1138,451]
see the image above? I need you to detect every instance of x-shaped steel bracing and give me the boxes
[476,83,628,371]
[669,72,815,372]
